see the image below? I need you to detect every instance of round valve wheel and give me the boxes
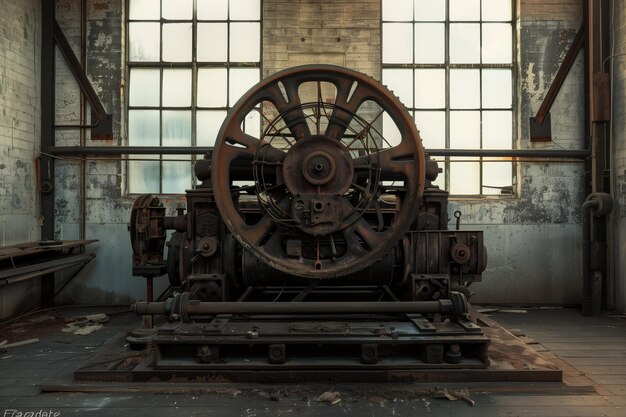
[211,64,425,278]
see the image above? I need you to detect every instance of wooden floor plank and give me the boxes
[576,365,626,375]
[563,357,626,366]
[554,350,626,358]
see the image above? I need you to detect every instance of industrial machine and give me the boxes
[128,65,489,371]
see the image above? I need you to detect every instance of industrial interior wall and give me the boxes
[613,0,626,313]
[462,0,586,305]
[52,0,161,305]
[52,0,586,306]
[0,0,42,319]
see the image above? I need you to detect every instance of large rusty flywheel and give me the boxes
[211,65,425,278]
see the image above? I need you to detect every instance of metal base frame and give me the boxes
[74,310,562,383]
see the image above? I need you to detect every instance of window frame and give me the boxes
[381,0,518,197]
[125,0,263,195]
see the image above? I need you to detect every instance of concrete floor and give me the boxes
[0,306,624,416]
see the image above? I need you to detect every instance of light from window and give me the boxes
[127,0,261,194]
[382,0,514,195]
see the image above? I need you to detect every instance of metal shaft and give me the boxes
[133,300,453,316]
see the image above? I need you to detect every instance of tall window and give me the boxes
[127,0,261,193]
[382,0,514,195]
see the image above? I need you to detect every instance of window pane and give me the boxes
[482,69,512,108]
[229,68,259,106]
[129,0,160,20]
[482,0,512,21]
[128,159,160,193]
[197,110,227,146]
[230,0,261,20]
[197,0,228,20]
[450,24,480,63]
[128,110,160,192]
[230,22,260,62]
[414,111,445,149]
[450,69,479,109]
[482,23,512,64]
[128,110,159,146]
[162,23,192,62]
[383,23,413,63]
[450,111,480,149]
[483,162,512,195]
[128,22,160,61]
[129,68,160,107]
[482,110,512,149]
[449,0,480,21]
[415,23,444,63]
[197,68,227,107]
[163,69,191,107]
[197,23,228,61]
[415,69,445,108]
[162,110,191,192]
[162,160,190,193]
[162,111,191,146]
[382,112,402,147]
[450,157,480,194]
[383,69,413,108]
[414,0,445,21]
[162,0,192,20]
[243,109,261,137]
[382,0,413,21]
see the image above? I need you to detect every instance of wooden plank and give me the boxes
[585,375,626,385]
[555,350,626,358]
[564,357,626,366]
[542,342,626,350]
[576,365,626,375]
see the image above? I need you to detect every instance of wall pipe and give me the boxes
[581,192,613,316]
[46,146,591,159]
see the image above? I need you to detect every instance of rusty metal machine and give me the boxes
[128,65,489,373]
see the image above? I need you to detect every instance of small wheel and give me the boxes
[211,65,425,278]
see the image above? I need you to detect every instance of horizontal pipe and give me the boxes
[48,146,213,155]
[47,146,591,159]
[133,300,452,316]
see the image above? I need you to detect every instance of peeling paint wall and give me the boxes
[458,0,585,305]
[53,0,170,305]
[52,0,586,306]
[0,0,41,319]
[613,0,626,312]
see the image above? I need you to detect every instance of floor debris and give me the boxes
[62,314,108,335]
[367,395,387,404]
[4,338,39,348]
[429,386,475,406]
[317,391,342,405]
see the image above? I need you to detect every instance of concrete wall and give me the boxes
[53,0,168,305]
[613,0,626,312]
[52,0,587,306]
[0,0,42,319]
[468,0,585,305]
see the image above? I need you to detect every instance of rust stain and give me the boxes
[93,2,109,11]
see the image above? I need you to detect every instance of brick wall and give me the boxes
[263,0,380,79]
[0,0,41,318]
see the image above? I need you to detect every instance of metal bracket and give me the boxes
[202,314,231,334]
[406,313,436,333]
[530,26,584,142]
[457,319,482,333]
[53,20,113,139]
